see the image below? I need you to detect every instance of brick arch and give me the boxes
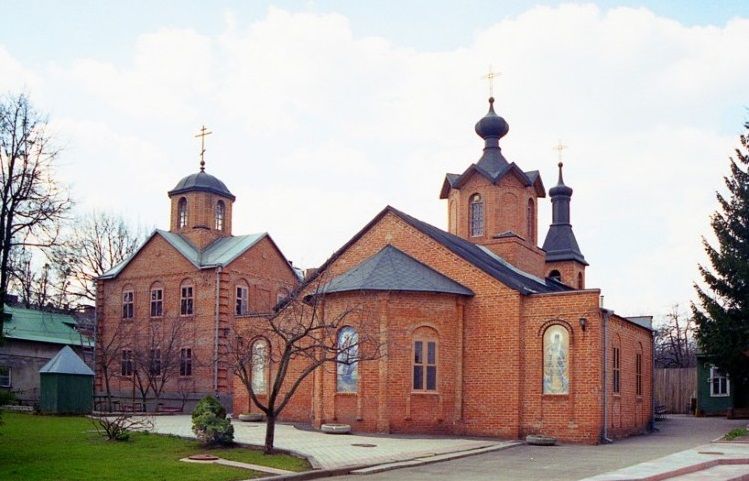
[537,318,574,344]
[408,323,440,337]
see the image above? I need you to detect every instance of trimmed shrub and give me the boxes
[191,396,234,446]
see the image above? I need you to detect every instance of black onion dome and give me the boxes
[549,162,573,197]
[474,97,509,140]
[168,171,236,201]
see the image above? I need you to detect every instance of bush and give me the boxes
[191,396,233,446]
[91,415,153,441]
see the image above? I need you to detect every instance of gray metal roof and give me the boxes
[168,171,236,200]
[625,316,654,330]
[99,230,266,279]
[322,245,473,296]
[541,163,587,265]
[40,345,94,376]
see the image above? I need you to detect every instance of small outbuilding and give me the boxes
[39,345,94,414]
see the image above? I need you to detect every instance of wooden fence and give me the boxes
[654,368,697,414]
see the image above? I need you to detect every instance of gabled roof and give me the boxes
[40,345,94,376]
[322,245,473,296]
[440,162,546,199]
[99,230,268,279]
[2,305,93,347]
[312,206,571,296]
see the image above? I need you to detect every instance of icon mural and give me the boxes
[336,327,359,393]
[251,339,268,394]
[543,325,569,394]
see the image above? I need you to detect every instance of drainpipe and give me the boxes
[602,306,613,443]
[650,328,657,432]
[214,266,222,395]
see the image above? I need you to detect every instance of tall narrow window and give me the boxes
[121,349,133,376]
[150,349,161,375]
[180,348,192,376]
[181,284,193,316]
[527,198,535,243]
[150,287,163,317]
[336,327,359,393]
[577,272,584,289]
[413,339,437,391]
[549,270,562,282]
[710,366,730,397]
[215,200,225,231]
[636,352,643,396]
[613,347,621,394]
[178,197,188,229]
[0,367,11,388]
[122,290,134,319]
[251,339,268,394]
[236,285,249,315]
[469,194,484,237]
[543,325,570,394]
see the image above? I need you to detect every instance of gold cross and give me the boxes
[482,65,501,98]
[553,140,567,163]
[195,125,213,172]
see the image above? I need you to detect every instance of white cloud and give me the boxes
[1,3,748,317]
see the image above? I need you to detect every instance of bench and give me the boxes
[156,405,183,414]
[655,404,667,421]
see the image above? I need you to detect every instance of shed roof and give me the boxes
[2,305,93,347]
[322,245,474,296]
[40,346,94,376]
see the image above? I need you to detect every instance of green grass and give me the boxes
[0,412,310,481]
[724,426,749,440]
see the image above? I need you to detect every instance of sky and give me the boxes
[2,1,749,319]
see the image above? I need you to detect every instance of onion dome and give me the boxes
[474,97,509,141]
[549,162,573,197]
[168,171,235,201]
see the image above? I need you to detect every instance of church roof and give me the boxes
[168,171,236,201]
[99,230,268,279]
[542,225,588,265]
[321,245,474,296]
[313,206,570,296]
[40,346,94,376]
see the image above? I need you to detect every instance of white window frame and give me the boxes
[709,365,730,397]
[236,286,249,316]
[0,366,11,388]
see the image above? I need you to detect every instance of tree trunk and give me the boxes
[264,414,276,454]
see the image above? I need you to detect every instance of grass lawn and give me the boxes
[0,412,310,481]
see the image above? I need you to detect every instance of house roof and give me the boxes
[313,206,571,296]
[99,230,268,279]
[321,245,474,296]
[2,305,93,347]
[40,345,94,376]
[168,171,236,200]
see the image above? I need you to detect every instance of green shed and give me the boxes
[39,346,94,414]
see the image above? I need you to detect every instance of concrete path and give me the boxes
[331,416,747,481]
[144,415,516,470]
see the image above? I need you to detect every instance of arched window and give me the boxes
[527,198,535,243]
[180,280,194,316]
[543,324,569,394]
[549,270,562,282]
[251,339,268,394]
[122,288,134,319]
[636,343,643,397]
[577,272,584,289]
[215,200,225,231]
[235,281,249,316]
[150,282,164,317]
[336,327,359,393]
[413,326,438,392]
[178,197,188,229]
[469,194,484,237]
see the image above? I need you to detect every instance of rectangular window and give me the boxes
[181,286,193,316]
[710,366,730,397]
[121,349,133,376]
[150,349,161,376]
[0,366,11,388]
[236,286,248,315]
[150,288,163,317]
[180,348,192,376]
[413,340,437,391]
[612,347,621,394]
[122,291,134,319]
[636,353,643,396]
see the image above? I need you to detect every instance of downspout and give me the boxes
[650,328,657,432]
[601,306,613,443]
[214,266,222,395]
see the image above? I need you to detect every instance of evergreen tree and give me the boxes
[693,121,749,403]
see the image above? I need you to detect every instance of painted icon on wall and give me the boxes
[336,326,359,393]
[543,325,569,394]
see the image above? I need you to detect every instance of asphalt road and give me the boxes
[332,415,747,481]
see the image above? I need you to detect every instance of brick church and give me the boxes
[96,97,653,443]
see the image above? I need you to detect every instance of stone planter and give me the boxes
[525,434,557,446]
[321,423,352,434]
[237,413,265,422]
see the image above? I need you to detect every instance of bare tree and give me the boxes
[654,305,697,368]
[50,211,142,304]
[0,93,71,340]
[227,278,382,454]
[144,318,190,407]
[96,319,129,412]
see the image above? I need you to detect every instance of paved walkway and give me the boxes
[144,415,516,469]
[331,416,748,481]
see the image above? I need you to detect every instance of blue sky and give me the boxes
[2,2,749,317]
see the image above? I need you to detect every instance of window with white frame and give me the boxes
[178,197,188,228]
[122,290,134,319]
[150,287,163,317]
[180,348,192,376]
[215,201,225,231]
[0,366,11,387]
[236,285,249,315]
[181,285,194,316]
[413,339,437,391]
[709,366,730,397]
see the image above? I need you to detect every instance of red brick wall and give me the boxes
[545,261,586,289]
[169,191,234,250]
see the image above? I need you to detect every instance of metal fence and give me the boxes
[655,368,697,414]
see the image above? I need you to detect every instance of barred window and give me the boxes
[636,352,643,396]
[469,194,484,237]
[178,197,188,228]
[215,201,225,231]
[613,347,621,394]
[527,198,535,243]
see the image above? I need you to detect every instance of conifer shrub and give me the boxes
[191,395,234,446]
